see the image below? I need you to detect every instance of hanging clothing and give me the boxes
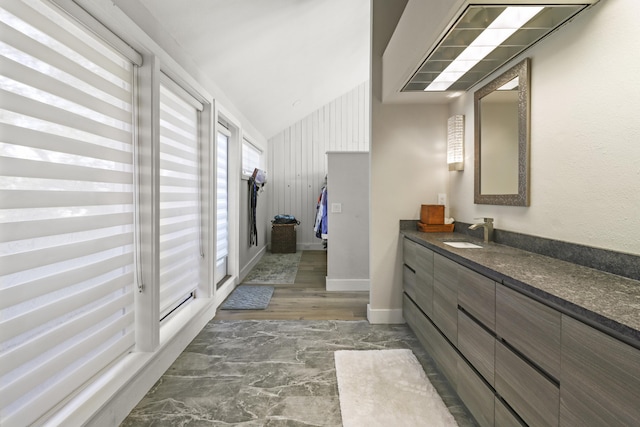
[248,177,258,246]
[314,186,328,240]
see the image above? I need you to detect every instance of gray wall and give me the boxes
[326,152,370,290]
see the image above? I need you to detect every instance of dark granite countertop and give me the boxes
[401,229,640,348]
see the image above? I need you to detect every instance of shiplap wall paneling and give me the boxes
[267,82,369,249]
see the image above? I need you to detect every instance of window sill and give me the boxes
[47,298,217,426]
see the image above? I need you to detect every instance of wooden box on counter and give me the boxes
[421,205,445,225]
[419,204,452,232]
[417,222,455,232]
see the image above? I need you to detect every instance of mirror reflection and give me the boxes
[480,78,519,195]
[474,58,530,206]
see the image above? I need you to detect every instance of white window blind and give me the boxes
[242,139,261,177]
[158,77,202,320]
[216,130,229,262]
[0,1,135,425]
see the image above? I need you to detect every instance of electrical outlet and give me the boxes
[331,203,342,213]
[437,193,447,206]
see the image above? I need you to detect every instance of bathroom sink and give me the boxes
[443,241,483,249]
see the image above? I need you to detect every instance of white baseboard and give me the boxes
[325,278,369,292]
[239,246,266,282]
[367,304,405,324]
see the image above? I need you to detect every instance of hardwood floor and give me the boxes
[214,250,369,320]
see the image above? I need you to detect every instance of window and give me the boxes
[158,75,203,320]
[215,128,229,284]
[0,0,139,425]
[242,138,262,177]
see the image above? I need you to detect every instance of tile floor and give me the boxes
[122,320,476,426]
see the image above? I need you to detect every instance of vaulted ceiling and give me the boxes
[133,0,371,139]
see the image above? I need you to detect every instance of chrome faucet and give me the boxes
[469,217,494,243]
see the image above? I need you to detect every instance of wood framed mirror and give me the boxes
[474,58,530,206]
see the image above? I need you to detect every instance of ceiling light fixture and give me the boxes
[402,3,592,93]
[425,7,542,92]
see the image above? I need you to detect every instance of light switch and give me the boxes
[331,203,342,213]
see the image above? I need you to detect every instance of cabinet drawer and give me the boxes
[404,294,432,354]
[415,243,434,276]
[403,238,417,270]
[433,278,457,345]
[430,315,459,390]
[496,341,559,427]
[434,253,459,284]
[560,315,640,427]
[458,310,494,386]
[433,254,458,344]
[403,265,417,301]
[495,398,525,427]
[458,267,495,330]
[496,285,561,379]
[414,244,434,317]
[414,271,433,318]
[404,295,458,388]
[458,358,494,427]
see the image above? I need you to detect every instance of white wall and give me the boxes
[369,103,448,322]
[268,82,370,249]
[110,0,266,146]
[326,152,370,291]
[449,0,640,256]
[369,0,447,323]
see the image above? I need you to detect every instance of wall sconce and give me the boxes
[447,115,464,171]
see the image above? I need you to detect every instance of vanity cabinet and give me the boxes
[403,265,417,303]
[402,240,434,318]
[456,264,497,427]
[560,315,640,426]
[495,341,559,427]
[458,266,495,331]
[494,286,561,425]
[401,236,639,427]
[457,266,496,387]
[457,357,494,427]
[495,398,525,427]
[414,245,434,317]
[496,285,561,380]
[403,295,459,388]
[402,238,417,270]
[458,310,494,386]
[433,254,459,345]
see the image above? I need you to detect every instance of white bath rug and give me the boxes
[335,349,458,427]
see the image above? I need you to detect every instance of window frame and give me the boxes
[241,137,263,180]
